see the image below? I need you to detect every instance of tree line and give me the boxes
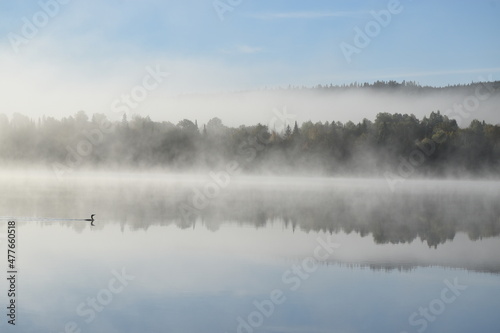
[251,79,500,95]
[0,110,499,176]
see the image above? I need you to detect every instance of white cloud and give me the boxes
[248,11,361,20]
[219,44,263,54]
[0,37,279,123]
[236,44,263,54]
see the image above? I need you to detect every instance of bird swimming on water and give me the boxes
[85,214,96,226]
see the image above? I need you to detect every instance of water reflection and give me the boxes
[0,173,499,333]
[2,216,500,333]
[1,174,499,248]
[0,174,499,273]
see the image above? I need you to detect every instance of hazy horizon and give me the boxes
[1,1,499,332]
[1,82,499,129]
[1,0,499,123]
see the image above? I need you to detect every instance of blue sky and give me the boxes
[0,0,499,121]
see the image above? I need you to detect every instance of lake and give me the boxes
[0,172,499,333]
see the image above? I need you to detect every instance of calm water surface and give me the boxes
[0,173,499,333]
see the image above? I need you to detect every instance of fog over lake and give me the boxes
[0,172,499,333]
[1,1,500,332]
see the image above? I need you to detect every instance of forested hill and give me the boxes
[266,80,500,94]
[0,108,499,177]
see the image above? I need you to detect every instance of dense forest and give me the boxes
[0,109,499,177]
[262,79,499,94]
[0,80,499,177]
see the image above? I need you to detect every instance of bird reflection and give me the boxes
[85,214,96,226]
